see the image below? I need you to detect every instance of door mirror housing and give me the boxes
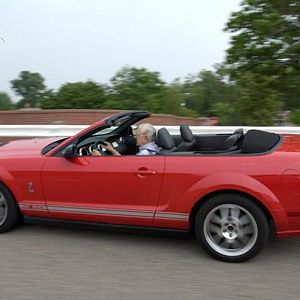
[63,144,77,159]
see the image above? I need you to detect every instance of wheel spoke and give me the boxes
[242,224,254,235]
[231,207,240,220]
[0,196,5,207]
[208,222,222,236]
[220,207,230,219]
[238,234,251,246]
[212,234,223,245]
[219,239,230,249]
[210,213,222,224]
[231,239,242,249]
[239,214,251,226]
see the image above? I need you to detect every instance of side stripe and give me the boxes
[19,203,189,221]
[48,205,153,218]
[155,212,189,221]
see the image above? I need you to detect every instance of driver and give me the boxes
[92,123,159,156]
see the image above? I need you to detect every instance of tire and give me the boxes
[195,193,269,263]
[0,183,21,233]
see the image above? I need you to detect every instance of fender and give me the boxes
[0,165,23,202]
[184,172,289,232]
[0,158,48,217]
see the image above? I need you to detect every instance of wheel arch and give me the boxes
[189,189,275,234]
[0,180,18,201]
[0,178,23,219]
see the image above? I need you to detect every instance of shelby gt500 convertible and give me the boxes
[1,110,300,262]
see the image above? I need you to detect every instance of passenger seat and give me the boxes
[176,124,196,151]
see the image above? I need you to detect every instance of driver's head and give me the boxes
[136,123,156,146]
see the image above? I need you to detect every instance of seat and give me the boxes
[176,124,196,152]
[223,128,244,151]
[156,128,176,154]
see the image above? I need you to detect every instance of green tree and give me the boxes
[0,92,14,110]
[39,89,57,108]
[183,69,235,117]
[160,79,198,117]
[42,81,107,109]
[106,66,166,112]
[11,71,46,108]
[291,109,300,125]
[234,72,282,125]
[225,0,300,123]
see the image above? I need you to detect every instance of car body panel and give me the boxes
[41,155,165,226]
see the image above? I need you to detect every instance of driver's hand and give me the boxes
[102,142,114,152]
[91,149,102,156]
[102,142,121,156]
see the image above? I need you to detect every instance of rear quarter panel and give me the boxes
[154,141,300,235]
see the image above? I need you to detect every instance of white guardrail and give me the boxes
[0,125,300,137]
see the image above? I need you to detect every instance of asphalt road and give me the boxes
[0,224,300,300]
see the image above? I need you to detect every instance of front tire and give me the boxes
[195,193,269,262]
[0,183,21,233]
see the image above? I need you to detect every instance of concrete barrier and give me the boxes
[0,125,299,138]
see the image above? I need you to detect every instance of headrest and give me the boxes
[156,128,176,150]
[224,134,240,149]
[241,130,281,153]
[234,128,243,135]
[180,124,194,142]
[224,128,244,150]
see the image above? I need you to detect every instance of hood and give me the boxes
[0,137,66,157]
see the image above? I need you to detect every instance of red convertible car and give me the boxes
[0,110,300,262]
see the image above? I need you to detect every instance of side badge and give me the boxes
[27,182,34,193]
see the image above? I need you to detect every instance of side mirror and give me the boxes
[63,144,77,159]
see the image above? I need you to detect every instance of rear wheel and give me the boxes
[0,183,21,233]
[195,193,269,262]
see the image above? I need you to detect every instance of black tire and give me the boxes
[195,193,269,263]
[0,183,21,233]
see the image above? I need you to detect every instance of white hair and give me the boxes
[137,123,156,142]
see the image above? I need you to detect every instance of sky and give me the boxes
[0,0,241,99]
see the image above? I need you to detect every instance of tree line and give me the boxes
[1,0,300,125]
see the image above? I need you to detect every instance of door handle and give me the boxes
[133,169,157,175]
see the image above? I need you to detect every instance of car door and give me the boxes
[42,155,165,226]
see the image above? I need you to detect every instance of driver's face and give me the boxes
[136,129,147,146]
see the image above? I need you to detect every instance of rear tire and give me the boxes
[0,183,21,233]
[195,193,269,262]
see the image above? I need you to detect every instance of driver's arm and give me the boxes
[103,142,121,156]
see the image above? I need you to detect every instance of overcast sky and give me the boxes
[0,0,241,98]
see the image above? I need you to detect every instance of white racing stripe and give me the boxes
[155,212,189,221]
[19,203,189,221]
[48,205,153,218]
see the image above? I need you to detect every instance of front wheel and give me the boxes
[195,194,269,262]
[0,183,21,233]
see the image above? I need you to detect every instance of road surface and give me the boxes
[0,224,300,299]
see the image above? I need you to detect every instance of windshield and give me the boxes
[92,126,118,136]
[41,137,68,155]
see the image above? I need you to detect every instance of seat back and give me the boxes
[156,128,176,154]
[223,128,244,151]
[176,124,196,151]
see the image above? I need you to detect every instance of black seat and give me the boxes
[156,128,176,154]
[223,128,244,151]
[176,124,196,151]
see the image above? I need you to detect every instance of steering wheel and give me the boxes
[91,137,127,156]
[90,141,110,156]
